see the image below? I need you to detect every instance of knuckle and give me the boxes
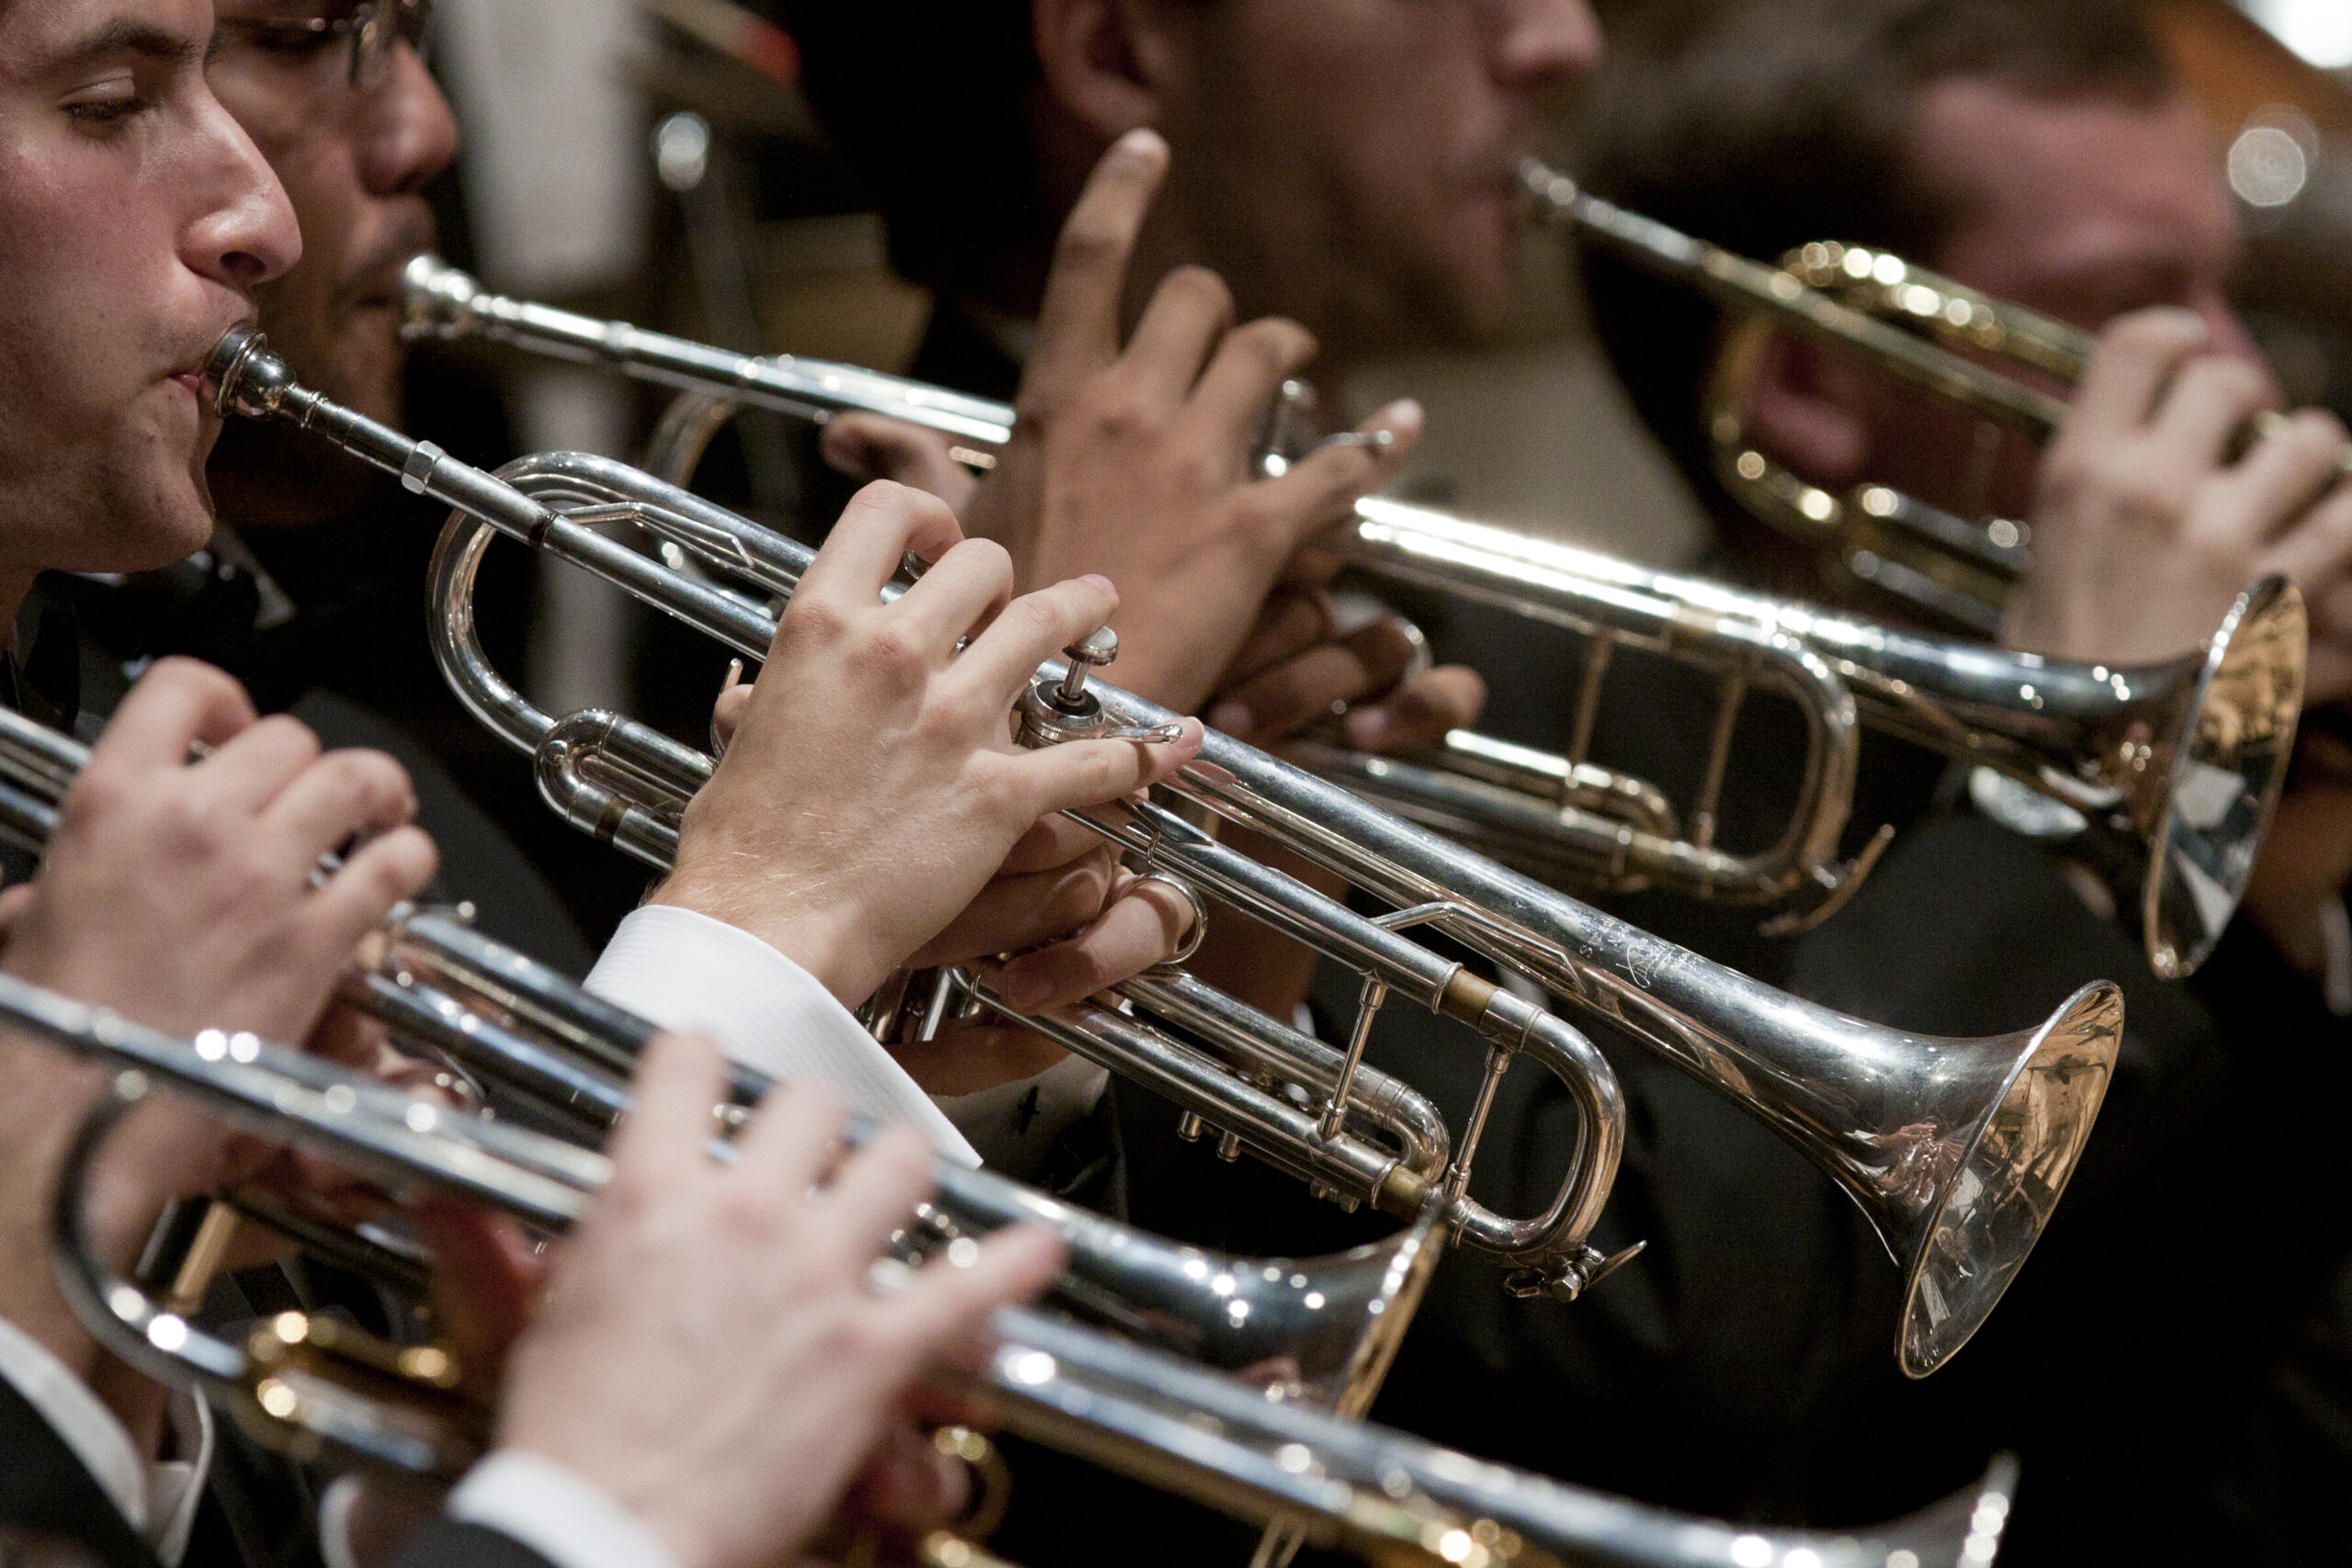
[713,1179,787,1241]
[999,592,1065,649]
[1226,319,1303,377]
[1163,265,1233,320]
[950,536,1015,591]
[819,1307,896,1362]
[787,593,854,646]
[250,714,322,766]
[318,746,403,800]
[56,765,128,830]
[859,623,926,684]
[153,789,232,863]
[354,839,427,905]
[1092,386,1160,444]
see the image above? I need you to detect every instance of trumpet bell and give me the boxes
[1870,982,2120,1378]
[2138,574,2306,980]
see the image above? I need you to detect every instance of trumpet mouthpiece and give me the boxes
[205,324,292,422]
[399,254,481,342]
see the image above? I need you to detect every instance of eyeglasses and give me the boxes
[215,0,436,93]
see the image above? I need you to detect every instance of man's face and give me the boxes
[207,2,454,426]
[1848,83,2260,521]
[1146,0,1600,367]
[0,0,296,583]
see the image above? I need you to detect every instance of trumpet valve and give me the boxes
[1019,626,1182,747]
[1053,626,1118,709]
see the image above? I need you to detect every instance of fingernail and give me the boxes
[1346,707,1391,749]
[1383,398,1424,434]
[1210,700,1250,735]
[1118,127,1168,159]
[1081,573,1116,595]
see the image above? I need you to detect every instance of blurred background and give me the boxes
[396,0,2352,924]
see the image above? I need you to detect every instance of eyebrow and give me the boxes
[47,17,208,73]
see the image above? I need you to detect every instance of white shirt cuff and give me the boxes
[448,1451,677,1568]
[586,904,980,1166]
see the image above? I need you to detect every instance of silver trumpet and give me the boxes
[0,703,1442,1416]
[211,324,2123,1376]
[397,254,2303,976]
[24,978,2020,1566]
[209,325,1632,1315]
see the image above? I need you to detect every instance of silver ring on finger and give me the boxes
[1133,872,1210,969]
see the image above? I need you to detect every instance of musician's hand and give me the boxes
[1,658,434,1043]
[2012,309,2352,700]
[654,480,1203,1008]
[497,1032,1063,1568]
[873,818,1203,1096]
[1204,577,1487,750]
[962,129,1420,715]
[0,658,434,1387]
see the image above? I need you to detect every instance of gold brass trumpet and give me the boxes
[1518,158,2351,635]
[397,254,2302,976]
[210,324,2124,1376]
[26,976,2021,1566]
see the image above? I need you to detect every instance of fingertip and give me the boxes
[1149,716,1206,774]
[1115,127,1169,166]
[1377,398,1425,437]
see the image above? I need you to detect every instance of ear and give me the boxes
[1741,330,1875,487]
[1033,0,1164,141]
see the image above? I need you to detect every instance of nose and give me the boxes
[1493,0,1604,89]
[183,93,301,289]
[356,43,460,197]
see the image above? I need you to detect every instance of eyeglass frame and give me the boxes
[213,0,436,93]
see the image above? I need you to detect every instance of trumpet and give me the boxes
[211,324,2124,1376]
[394,253,2301,975]
[0,700,1463,1418]
[1519,158,2352,635]
[23,976,2021,1566]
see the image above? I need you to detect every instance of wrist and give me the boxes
[645,869,866,1006]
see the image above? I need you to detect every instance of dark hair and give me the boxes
[775,1,1047,295]
[1577,0,2176,507]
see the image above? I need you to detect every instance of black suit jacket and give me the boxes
[3,1369,553,1568]
[381,1522,552,1568]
